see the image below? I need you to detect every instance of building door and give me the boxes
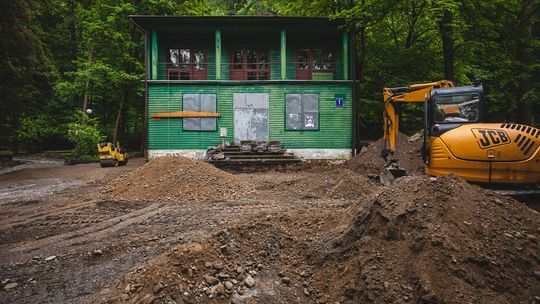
[233,93,269,143]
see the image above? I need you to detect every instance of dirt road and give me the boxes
[0,159,353,303]
[0,159,158,303]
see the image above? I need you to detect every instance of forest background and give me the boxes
[1,0,539,155]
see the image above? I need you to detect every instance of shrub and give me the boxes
[67,111,105,159]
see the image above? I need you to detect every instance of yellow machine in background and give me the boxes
[97,142,128,167]
[382,80,540,186]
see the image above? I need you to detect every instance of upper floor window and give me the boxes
[230,48,269,80]
[168,48,206,80]
[296,49,335,80]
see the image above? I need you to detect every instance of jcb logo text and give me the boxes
[472,129,510,149]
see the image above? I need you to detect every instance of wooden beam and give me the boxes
[151,30,158,80]
[151,111,222,120]
[215,29,221,80]
[281,30,286,80]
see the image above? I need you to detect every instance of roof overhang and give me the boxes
[128,15,346,32]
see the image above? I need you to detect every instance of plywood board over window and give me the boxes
[285,94,319,130]
[183,94,217,131]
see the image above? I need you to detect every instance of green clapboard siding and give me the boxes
[148,83,352,150]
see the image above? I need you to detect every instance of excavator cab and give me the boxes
[423,84,484,161]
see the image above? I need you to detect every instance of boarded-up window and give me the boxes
[183,94,217,131]
[285,94,319,130]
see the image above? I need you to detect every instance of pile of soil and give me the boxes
[322,175,540,303]
[98,173,540,304]
[101,224,306,304]
[107,156,254,201]
[348,133,425,176]
[283,168,377,200]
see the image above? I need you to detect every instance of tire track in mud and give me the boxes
[1,202,167,259]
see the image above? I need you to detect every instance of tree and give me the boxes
[0,0,55,152]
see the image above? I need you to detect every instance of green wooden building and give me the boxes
[130,16,356,159]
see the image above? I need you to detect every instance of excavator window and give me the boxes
[433,94,480,123]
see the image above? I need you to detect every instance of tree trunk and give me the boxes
[82,33,95,112]
[113,89,128,144]
[515,0,533,125]
[355,27,367,150]
[438,9,455,81]
[68,0,77,63]
[356,27,366,83]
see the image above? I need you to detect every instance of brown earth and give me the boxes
[106,156,254,201]
[348,132,426,176]
[324,175,540,303]
[0,151,539,304]
[96,175,540,304]
[281,168,377,200]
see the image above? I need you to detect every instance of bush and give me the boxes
[67,111,105,159]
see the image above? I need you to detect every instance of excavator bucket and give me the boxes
[380,161,408,186]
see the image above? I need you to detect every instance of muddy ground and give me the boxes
[0,158,359,304]
[0,153,538,304]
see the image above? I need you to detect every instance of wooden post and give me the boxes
[281,30,286,80]
[342,32,349,80]
[215,29,221,80]
[151,30,158,80]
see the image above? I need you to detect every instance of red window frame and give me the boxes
[296,49,335,80]
[167,48,207,80]
[230,48,270,80]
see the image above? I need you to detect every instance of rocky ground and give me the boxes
[0,141,539,304]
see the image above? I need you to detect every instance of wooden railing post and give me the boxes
[215,29,221,80]
[281,30,286,80]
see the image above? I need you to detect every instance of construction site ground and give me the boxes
[1,140,539,304]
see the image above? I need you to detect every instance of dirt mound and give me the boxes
[107,156,254,201]
[98,223,312,304]
[284,168,378,199]
[323,175,540,303]
[96,173,540,304]
[348,133,425,176]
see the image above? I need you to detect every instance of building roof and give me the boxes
[129,15,346,32]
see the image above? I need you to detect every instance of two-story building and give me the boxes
[129,16,355,159]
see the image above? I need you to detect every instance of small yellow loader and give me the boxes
[97,142,128,167]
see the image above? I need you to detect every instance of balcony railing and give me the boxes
[155,61,345,81]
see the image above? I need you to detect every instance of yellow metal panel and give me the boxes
[439,123,540,162]
[427,136,540,184]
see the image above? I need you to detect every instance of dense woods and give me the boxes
[1,0,539,153]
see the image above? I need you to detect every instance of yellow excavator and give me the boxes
[97,142,128,167]
[382,80,540,191]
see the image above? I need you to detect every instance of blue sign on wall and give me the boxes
[336,97,344,107]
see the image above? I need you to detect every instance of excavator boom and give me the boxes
[383,80,454,156]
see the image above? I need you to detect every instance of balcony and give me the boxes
[154,45,347,82]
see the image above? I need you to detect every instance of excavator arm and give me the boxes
[383,80,455,156]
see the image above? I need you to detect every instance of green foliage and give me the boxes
[0,0,56,149]
[67,112,105,158]
[2,0,539,152]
